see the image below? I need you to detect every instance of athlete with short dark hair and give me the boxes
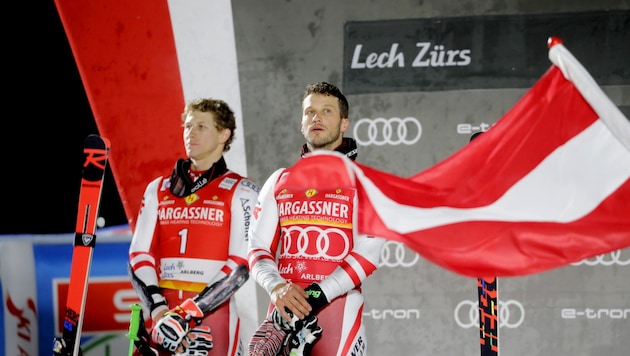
[248,82,385,355]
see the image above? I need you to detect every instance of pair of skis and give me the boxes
[53,134,110,356]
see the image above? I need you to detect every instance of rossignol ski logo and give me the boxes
[81,234,95,246]
[84,148,108,170]
[82,135,109,182]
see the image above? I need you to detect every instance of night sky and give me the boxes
[2,1,127,235]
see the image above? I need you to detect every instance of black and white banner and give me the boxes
[343,10,629,94]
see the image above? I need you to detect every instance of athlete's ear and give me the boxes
[219,128,231,143]
[340,118,350,133]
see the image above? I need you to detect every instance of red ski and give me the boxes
[53,134,110,356]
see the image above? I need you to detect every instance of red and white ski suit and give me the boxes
[129,168,258,356]
[248,151,385,356]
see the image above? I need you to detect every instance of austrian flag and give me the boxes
[300,37,630,278]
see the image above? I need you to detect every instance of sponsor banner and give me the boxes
[0,240,38,356]
[53,278,139,335]
[34,238,134,355]
[1,227,257,355]
[343,10,629,94]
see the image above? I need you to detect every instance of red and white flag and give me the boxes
[297,38,630,278]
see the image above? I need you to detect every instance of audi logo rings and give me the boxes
[454,300,525,329]
[379,241,419,268]
[353,117,422,146]
[571,249,630,266]
[280,225,350,260]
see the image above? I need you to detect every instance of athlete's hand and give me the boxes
[151,299,204,352]
[176,325,213,356]
[270,282,311,322]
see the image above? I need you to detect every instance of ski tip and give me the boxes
[82,134,110,180]
[84,134,111,150]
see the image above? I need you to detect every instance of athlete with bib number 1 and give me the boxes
[247,82,386,355]
[128,98,260,355]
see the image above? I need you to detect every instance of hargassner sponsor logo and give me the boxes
[454,300,525,329]
[571,249,630,266]
[353,117,422,146]
[378,241,419,268]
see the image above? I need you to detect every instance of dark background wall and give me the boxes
[4,1,128,234]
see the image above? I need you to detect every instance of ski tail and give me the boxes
[53,134,111,356]
[478,277,499,356]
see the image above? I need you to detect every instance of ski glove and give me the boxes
[249,318,288,356]
[151,298,204,352]
[283,315,323,356]
[175,325,213,356]
[303,283,328,314]
[270,306,301,332]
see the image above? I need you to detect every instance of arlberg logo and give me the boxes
[353,117,422,146]
[570,249,630,266]
[379,241,419,268]
[280,226,350,260]
[454,300,525,329]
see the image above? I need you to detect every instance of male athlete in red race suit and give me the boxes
[129,98,259,356]
[248,82,385,356]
